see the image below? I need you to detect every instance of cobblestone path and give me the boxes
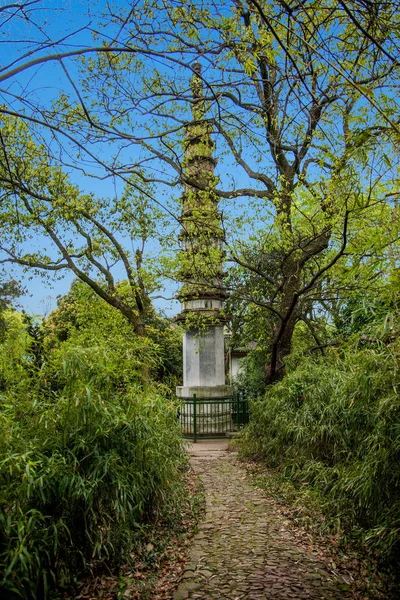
[174,442,351,600]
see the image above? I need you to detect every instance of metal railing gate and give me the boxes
[179,391,249,441]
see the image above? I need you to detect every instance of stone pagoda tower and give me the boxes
[176,63,232,418]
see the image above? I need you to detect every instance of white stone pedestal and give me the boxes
[177,325,233,436]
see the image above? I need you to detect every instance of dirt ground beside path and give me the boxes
[174,440,352,600]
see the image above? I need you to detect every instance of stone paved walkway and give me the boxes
[174,441,351,600]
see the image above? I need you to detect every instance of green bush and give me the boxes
[43,279,182,393]
[0,345,184,599]
[240,328,400,560]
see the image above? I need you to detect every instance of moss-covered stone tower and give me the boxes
[176,63,232,406]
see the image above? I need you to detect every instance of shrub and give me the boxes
[43,279,182,393]
[0,346,184,599]
[240,327,400,560]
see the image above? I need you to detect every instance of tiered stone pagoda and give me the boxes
[176,63,232,428]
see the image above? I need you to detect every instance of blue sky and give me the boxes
[0,0,183,317]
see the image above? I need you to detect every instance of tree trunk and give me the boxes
[267,311,297,384]
[266,257,300,384]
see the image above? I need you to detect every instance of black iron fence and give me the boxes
[179,391,249,440]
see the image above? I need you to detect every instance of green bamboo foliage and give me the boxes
[0,317,185,599]
[240,317,400,559]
